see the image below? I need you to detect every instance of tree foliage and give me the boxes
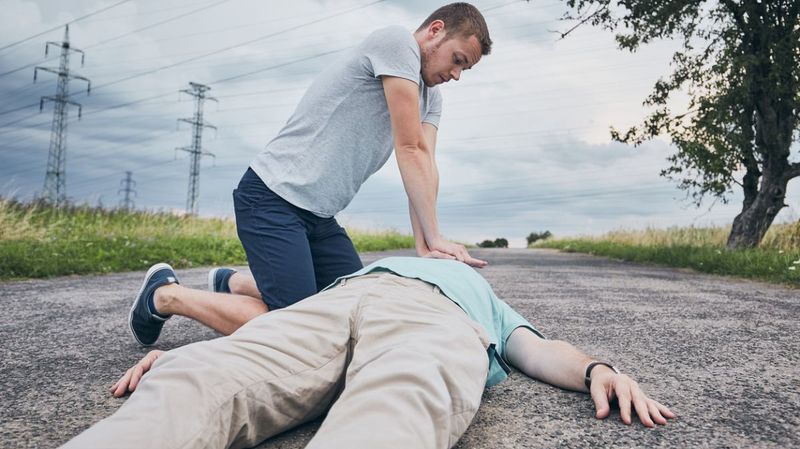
[477,238,509,248]
[562,0,800,248]
[526,231,553,245]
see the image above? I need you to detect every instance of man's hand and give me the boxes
[589,367,675,427]
[109,349,165,398]
[428,237,487,268]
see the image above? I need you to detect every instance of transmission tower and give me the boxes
[176,82,216,215]
[118,171,136,210]
[34,25,91,207]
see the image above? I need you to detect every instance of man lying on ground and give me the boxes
[63,257,675,449]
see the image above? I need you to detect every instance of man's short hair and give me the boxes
[417,2,492,55]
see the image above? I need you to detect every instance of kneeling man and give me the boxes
[62,257,674,449]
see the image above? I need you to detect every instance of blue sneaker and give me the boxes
[208,267,237,293]
[129,263,179,346]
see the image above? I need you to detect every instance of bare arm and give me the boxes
[408,123,451,258]
[382,75,486,267]
[504,327,675,427]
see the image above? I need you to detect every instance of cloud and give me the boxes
[1,0,797,247]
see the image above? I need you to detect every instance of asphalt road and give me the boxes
[1,248,798,448]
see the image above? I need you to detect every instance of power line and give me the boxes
[0,103,39,117]
[83,0,233,51]
[0,0,231,80]
[209,47,349,85]
[0,0,387,136]
[84,0,386,93]
[83,1,378,55]
[0,37,651,123]
[77,0,206,24]
[0,42,358,138]
[0,0,132,53]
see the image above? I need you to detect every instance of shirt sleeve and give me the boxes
[495,299,546,363]
[362,26,421,84]
[422,86,443,128]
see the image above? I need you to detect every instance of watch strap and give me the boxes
[584,361,619,390]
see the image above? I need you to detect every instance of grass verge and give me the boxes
[0,199,414,280]
[535,225,800,287]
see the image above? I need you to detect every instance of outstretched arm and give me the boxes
[408,123,458,260]
[110,350,165,397]
[383,75,486,268]
[504,327,675,427]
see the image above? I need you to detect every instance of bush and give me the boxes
[526,231,552,245]
[477,238,508,248]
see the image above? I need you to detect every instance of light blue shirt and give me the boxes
[325,257,545,387]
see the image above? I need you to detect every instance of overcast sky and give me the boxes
[1,0,798,247]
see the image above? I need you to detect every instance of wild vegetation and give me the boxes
[0,198,414,280]
[533,224,800,286]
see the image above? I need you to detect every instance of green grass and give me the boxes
[0,199,414,280]
[534,225,800,287]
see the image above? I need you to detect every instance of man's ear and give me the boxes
[427,19,445,38]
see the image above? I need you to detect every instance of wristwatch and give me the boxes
[584,361,619,390]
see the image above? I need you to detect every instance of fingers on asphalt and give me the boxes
[129,365,145,391]
[633,395,654,428]
[618,388,632,425]
[590,384,610,419]
[656,400,676,418]
[648,400,668,425]
[111,369,131,397]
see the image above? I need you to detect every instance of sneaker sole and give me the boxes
[128,263,174,347]
[207,267,236,293]
[207,267,220,292]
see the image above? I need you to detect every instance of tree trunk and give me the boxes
[727,176,788,248]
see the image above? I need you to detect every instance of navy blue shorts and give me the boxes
[232,168,363,310]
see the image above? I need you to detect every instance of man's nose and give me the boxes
[450,67,462,81]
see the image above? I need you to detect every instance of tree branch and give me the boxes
[788,162,800,179]
[557,5,606,40]
[720,0,747,32]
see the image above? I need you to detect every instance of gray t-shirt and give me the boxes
[250,26,443,217]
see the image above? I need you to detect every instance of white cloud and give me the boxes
[1,0,797,247]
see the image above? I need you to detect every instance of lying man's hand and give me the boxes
[110,350,165,398]
[590,367,675,427]
[428,238,488,268]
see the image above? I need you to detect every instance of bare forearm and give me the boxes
[408,201,428,254]
[527,340,592,392]
[506,328,593,392]
[505,329,676,427]
[397,147,440,243]
[408,154,438,255]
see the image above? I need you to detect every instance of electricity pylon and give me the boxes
[34,25,91,207]
[176,82,216,215]
[118,171,136,210]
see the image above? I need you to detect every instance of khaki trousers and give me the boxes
[62,273,490,449]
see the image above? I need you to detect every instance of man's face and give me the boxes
[420,31,482,87]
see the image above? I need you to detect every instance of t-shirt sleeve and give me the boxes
[496,299,546,363]
[422,87,443,128]
[363,27,421,84]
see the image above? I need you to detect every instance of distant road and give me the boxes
[1,248,797,448]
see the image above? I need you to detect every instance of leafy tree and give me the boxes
[561,0,800,248]
[526,231,552,245]
[477,238,509,248]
